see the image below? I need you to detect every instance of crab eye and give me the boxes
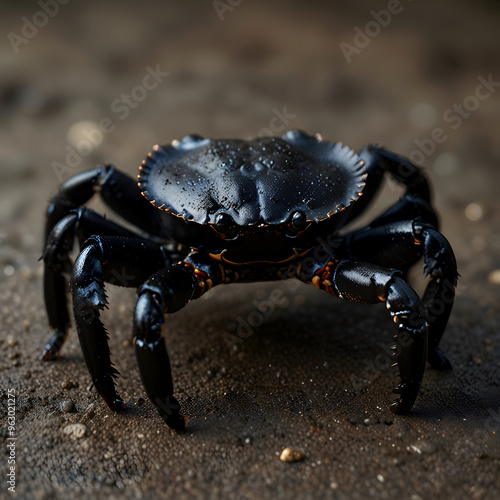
[290,211,307,232]
[214,213,235,236]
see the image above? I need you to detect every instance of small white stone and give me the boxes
[465,203,483,221]
[488,269,500,285]
[67,120,102,151]
[63,423,87,439]
[4,265,14,277]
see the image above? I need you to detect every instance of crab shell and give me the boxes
[138,130,367,264]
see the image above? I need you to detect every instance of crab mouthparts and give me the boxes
[212,235,304,265]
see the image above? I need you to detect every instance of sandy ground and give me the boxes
[1,1,500,499]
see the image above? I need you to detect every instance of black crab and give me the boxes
[42,130,458,431]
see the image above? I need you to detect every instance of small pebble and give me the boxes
[413,440,437,454]
[488,270,500,285]
[63,423,87,439]
[61,380,79,390]
[465,203,483,221]
[4,265,15,277]
[67,120,102,151]
[7,337,17,347]
[280,447,305,463]
[61,400,75,413]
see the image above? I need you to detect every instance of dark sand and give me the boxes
[1,1,499,498]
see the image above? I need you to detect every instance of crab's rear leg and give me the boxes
[42,164,164,359]
[299,259,428,414]
[42,209,158,360]
[45,165,159,240]
[70,235,169,410]
[346,145,434,225]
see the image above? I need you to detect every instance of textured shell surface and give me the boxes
[138,130,367,226]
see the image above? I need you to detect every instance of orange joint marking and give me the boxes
[178,262,213,292]
[312,261,339,293]
[314,261,335,282]
[196,281,206,296]
[190,266,213,298]
[312,275,321,289]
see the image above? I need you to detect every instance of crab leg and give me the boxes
[299,258,428,414]
[133,266,197,431]
[70,235,170,411]
[42,208,154,360]
[42,164,165,360]
[346,145,433,225]
[133,255,220,431]
[360,194,439,231]
[371,145,433,202]
[340,219,458,369]
[45,165,159,242]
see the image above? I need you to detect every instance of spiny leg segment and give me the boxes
[42,165,164,360]
[297,257,428,414]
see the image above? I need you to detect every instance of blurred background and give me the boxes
[1,1,499,499]
[1,0,499,289]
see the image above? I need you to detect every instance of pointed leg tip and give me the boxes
[428,349,452,371]
[40,349,58,361]
[390,399,410,415]
[101,393,126,412]
[113,397,126,412]
[390,380,420,414]
[40,331,68,361]
[165,414,187,433]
